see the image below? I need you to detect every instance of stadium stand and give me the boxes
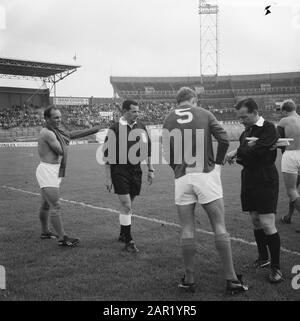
[110,72,300,107]
[1,67,300,141]
[0,105,44,129]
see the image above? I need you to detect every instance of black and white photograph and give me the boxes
[0,0,300,308]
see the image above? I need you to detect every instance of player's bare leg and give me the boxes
[250,211,269,268]
[39,191,58,239]
[42,187,79,246]
[202,199,248,294]
[282,174,300,224]
[41,187,65,240]
[117,194,138,252]
[177,203,196,287]
[41,187,79,246]
[39,191,51,234]
[202,199,238,281]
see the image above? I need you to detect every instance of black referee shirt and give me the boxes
[237,119,279,168]
[103,118,152,167]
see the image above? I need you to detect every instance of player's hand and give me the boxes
[105,177,113,193]
[147,171,154,185]
[224,150,237,165]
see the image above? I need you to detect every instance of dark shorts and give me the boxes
[111,165,142,196]
[241,165,279,214]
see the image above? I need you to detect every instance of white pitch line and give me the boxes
[2,185,300,257]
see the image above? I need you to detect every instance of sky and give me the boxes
[0,0,300,97]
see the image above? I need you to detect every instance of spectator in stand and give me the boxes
[1,99,292,130]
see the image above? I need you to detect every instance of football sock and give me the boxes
[123,225,132,243]
[288,200,295,217]
[181,238,196,284]
[215,233,237,281]
[39,208,50,234]
[265,232,281,269]
[120,225,125,236]
[253,229,269,261]
[292,197,300,213]
[50,210,65,240]
[119,213,132,243]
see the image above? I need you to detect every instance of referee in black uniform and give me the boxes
[226,98,283,283]
[104,100,154,253]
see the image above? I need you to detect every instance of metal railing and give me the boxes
[0,126,41,141]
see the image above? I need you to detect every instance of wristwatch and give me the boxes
[148,168,155,172]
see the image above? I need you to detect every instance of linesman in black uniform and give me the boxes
[103,100,154,253]
[225,98,283,283]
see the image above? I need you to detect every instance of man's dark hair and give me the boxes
[44,105,59,119]
[235,98,258,113]
[122,100,138,111]
[281,99,296,113]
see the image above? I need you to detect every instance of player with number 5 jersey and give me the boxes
[162,87,249,295]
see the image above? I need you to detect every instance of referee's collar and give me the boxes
[254,116,264,127]
[119,116,137,128]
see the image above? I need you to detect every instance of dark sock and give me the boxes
[288,201,295,217]
[254,229,269,261]
[265,232,281,269]
[120,225,125,236]
[123,225,132,243]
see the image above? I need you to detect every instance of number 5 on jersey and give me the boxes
[175,108,193,124]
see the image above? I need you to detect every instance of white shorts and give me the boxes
[281,150,300,175]
[175,165,223,205]
[36,162,62,189]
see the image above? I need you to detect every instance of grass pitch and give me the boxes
[1,142,300,301]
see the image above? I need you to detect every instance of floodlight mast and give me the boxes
[198,0,219,80]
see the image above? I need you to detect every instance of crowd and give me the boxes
[60,101,176,127]
[0,100,285,130]
[0,105,44,129]
[60,104,117,129]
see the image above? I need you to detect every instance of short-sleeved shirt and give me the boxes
[103,118,151,169]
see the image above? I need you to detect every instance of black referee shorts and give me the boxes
[241,165,279,214]
[111,165,142,196]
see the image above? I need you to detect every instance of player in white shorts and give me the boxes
[281,150,300,174]
[175,165,222,206]
[278,99,300,230]
[36,162,62,189]
[36,105,100,246]
[163,87,248,294]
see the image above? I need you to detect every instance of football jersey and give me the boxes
[103,117,151,167]
[162,104,229,179]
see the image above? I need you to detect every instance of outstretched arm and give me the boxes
[104,164,113,192]
[69,126,101,140]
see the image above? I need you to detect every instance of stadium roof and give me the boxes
[110,71,300,84]
[0,57,81,79]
